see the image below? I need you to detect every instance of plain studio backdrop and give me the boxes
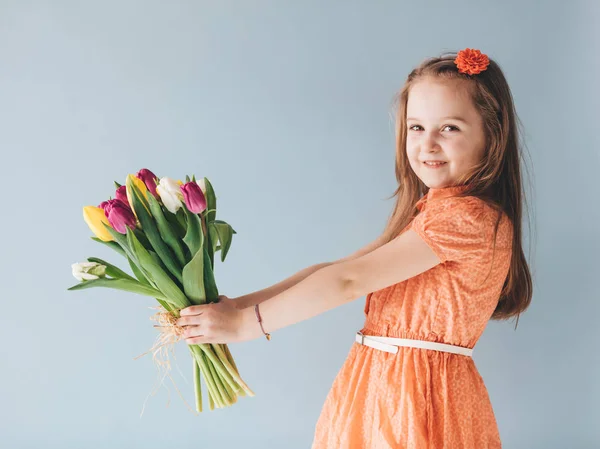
[1,1,598,448]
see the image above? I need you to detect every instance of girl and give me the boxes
[176,48,533,448]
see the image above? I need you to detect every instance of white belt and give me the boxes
[355,331,473,357]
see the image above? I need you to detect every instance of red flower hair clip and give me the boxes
[454,48,490,75]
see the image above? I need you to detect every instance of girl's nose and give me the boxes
[422,133,442,153]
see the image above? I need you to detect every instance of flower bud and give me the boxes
[156,177,184,214]
[83,206,114,242]
[115,185,128,205]
[125,174,150,215]
[197,178,206,195]
[136,168,159,198]
[99,199,136,234]
[72,261,107,281]
[181,181,207,214]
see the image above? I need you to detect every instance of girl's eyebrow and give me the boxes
[406,116,468,124]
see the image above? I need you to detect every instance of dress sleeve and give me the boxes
[411,196,487,264]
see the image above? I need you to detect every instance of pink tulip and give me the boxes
[99,199,136,234]
[180,181,207,214]
[115,185,128,205]
[136,168,159,198]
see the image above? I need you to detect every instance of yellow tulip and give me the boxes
[125,174,150,216]
[83,206,114,242]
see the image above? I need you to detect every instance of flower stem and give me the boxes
[205,351,229,407]
[212,344,255,397]
[199,344,238,395]
[223,344,246,397]
[190,346,223,408]
[193,357,202,413]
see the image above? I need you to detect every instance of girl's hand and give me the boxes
[176,295,250,344]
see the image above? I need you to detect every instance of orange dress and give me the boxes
[311,185,513,449]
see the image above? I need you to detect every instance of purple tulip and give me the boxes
[180,181,207,214]
[115,185,128,205]
[136,168,159,198]
[99,199,136,234]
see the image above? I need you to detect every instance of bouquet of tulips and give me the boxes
[68,168,254,412]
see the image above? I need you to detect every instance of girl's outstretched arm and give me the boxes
[234,233,388,310]
[240,228,441,340]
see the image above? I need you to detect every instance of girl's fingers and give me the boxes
[176,316,200,327]
[182,325,203,339]
[179,305,205,316]
[185,336,206,345]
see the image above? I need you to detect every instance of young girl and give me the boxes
[176,48,533,448]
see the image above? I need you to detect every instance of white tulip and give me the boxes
[156,177,184,213]
[197,178,206,195]
[72,262,106,282]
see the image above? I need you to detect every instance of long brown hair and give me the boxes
[379,51,534,326]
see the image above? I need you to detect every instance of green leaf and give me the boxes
[202,245,219,302]
[182,206,203,258]
[182,244,206,305]
[114,181,122,188]
[128,255,152,286]
[86,257,136,281]
[126,226,189,309]
[103,224,151,283]
[133,228,153,251]
[146,191,187,267]
[203,215,214,269]
[146,249,181,286]
[208,223,220,255]
[91,237,126,258]
[212,220,234,263]
[203,177,217,223]
[128,178,183,284]
[67,277,170,301]
[163,208,186,240]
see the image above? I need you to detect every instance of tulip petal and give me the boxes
[83,206,114,242]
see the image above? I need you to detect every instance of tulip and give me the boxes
[99,199,136,234]
[115,185,128,205]
[71,261,106,281]
[181,181,207,214]
[125,174,150,215]
[156,177,184,213]
[136,168,159,198]
[197,178,206,195]
[83,206,114,242]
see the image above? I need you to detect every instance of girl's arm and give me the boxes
[240,228,441,340]
[234,234,388,310]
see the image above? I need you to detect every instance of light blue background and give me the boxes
[1,1,598,448]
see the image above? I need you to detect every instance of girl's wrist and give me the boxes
[241,305,266,341]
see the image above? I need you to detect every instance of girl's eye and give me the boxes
[442,125,459,132]
[408,125,459,132]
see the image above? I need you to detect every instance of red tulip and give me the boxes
[136,168,159,198]
[99,199,136,234]
[180,181,207,214]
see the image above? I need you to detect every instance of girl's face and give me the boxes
[405,77,486,189]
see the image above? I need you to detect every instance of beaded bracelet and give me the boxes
[254,304,271,340]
